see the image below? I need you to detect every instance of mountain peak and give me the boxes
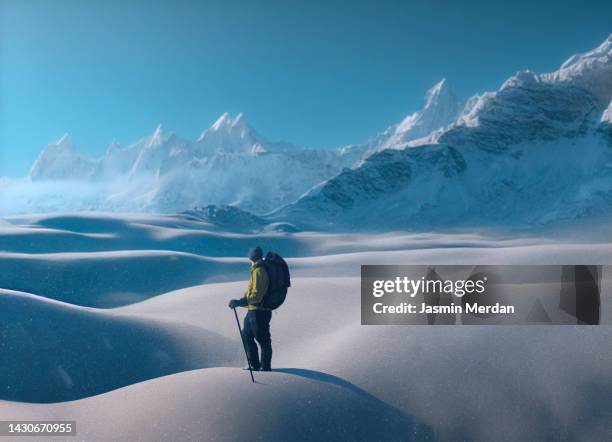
[232,112,246,128]
[391,79,462,142]
[198,112,254,143]
[29,133,98,181]
[421,78,460,116]
[501,70,539,90]
[40,133,76,154]
[424,79,449,105]
[559,34,612,71]
[544,34,612,106]
[149,124,164,147]
[56,133,72,147]
[211,112,232,130]
[593,32,612,53]
[106,139,122,154]
[210,112,248,131]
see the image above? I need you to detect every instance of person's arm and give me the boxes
[228,297,247,308]
[245,267,269,306]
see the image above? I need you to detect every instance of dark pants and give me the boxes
[243,310,272,370]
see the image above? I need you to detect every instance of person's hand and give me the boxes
[228,299,240,309]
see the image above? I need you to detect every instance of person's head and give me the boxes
[247,246,263,264]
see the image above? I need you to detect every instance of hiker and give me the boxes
[228,246,273,372]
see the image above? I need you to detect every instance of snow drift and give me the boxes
[0,289,240,402]
[1,213,612,440]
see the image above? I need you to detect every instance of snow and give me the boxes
[150,124,164,146]
[105,139,122,154]
[542,33,612,105]
[2,77,465,217]
[359,78,464,152]
[500,69,540,90]
[7,35,612,227]
[56,133,71,145]
[209,111,233,131]
[2,34,612,441]
[602,100,612,123]
[3,114,373,215]
[0,212,611,440]
[28,134,98,181]
[5,36,612,228]
[0,368,422,441]
[280,134,612,230]
[277,35,612,230]
[559,33,611,73]
[0,288,239,403]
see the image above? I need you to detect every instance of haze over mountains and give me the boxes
[24,113,366,214]
[2,35,612,230]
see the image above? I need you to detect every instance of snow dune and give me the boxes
[1,212,611,441]
[0,289,240,403]
[0,368,429,442]
[0,250,244,307]
[3,212,612,309]
[116,277,612,441]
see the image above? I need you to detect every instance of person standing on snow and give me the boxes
[228,246,272,371]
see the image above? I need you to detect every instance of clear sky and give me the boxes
[1,0,611,176]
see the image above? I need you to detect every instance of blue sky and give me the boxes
[1,0,611,176]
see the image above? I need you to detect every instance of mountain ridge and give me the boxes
[4,34,612,229]
[276,34,612,230]
[18,76,462,215]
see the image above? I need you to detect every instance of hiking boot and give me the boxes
[260,366,272,372]
[243,365,260,371]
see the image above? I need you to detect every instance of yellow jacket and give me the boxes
[244,260,269,310]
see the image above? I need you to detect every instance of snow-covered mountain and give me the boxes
[10,77,460,215]
[601,100,612,138]
[29,134,98,181]
[21,114,369,214]
[356,78,464,153]
[277,34,612,230]
[5,34,612,230]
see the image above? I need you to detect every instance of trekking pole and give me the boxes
[232,307,255,383]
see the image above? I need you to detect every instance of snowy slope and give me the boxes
[600,100,612,141]
[356,79,464,152]
[1,214,612,440]
[603,100,612,123]
[278,35,612,230]
[29,134,98,180]
[0,289,239,402]
[0,368,422,442]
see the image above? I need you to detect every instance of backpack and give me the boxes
[261,251,291,310]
